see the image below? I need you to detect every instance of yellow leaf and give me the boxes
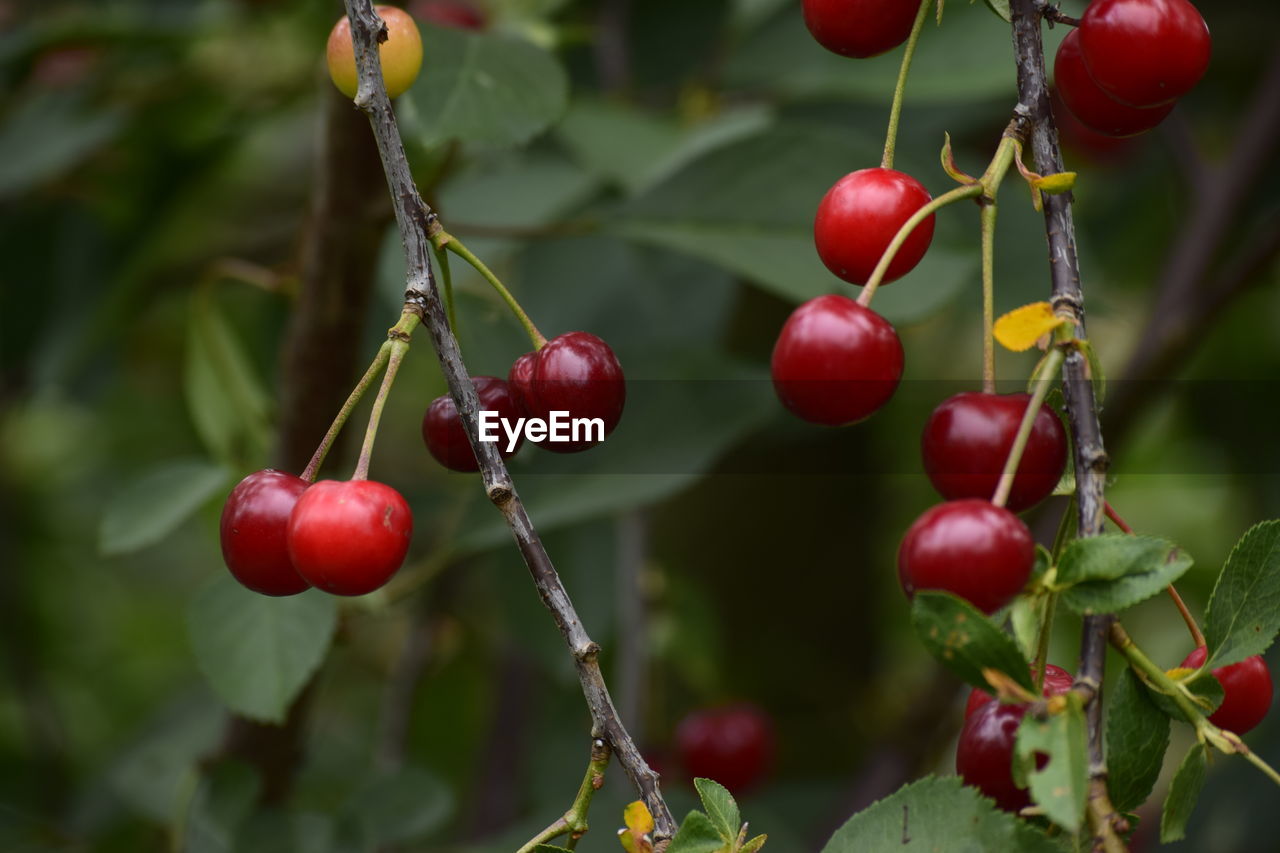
[1033,171,1077,194]
[624,801,654,835]
[994,302,1065,352]
[618,828,641,853]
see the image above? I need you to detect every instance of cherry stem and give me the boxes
[434,242,458,336]
[300,341,392,483]
[515,738,611,853]
[991,345,1064,507]
[856,183,981,307]
[351,313,419,480]
[1105,500,1206,648]
[980,201,998,394]
[881,0,933,170]
[1033,592,1057,693]
[435,231,546,350]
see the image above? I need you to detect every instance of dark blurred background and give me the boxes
[1,0,1278,850]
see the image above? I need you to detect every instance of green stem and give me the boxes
[980,200,997,394]
[301,342,392,482]
[881,0,933,170]
[856,183,981,307]
[516,740,611,853]
[1051,492,1078,563]
[352,313,420,481]
[438,232,546,350]
[1033,592,1057,693]
[434,242,458,337]
[991,346,1065,507]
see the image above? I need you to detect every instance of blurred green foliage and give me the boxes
[1,0,1278,850]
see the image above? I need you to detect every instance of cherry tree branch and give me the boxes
[340,0,675,840]
[1010,2,1124,849]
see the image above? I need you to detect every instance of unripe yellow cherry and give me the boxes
[326,5,423,99]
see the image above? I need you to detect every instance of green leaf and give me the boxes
[1056,535,1193,614]
[99,458,228,555]
[184,761,261,853]
[1015,699,1088,832]
[821,775,1065,852]
[1106,668,1171,813]
[1203,520,1280,668]
[694,778,739,841]
[911,592,1034,693]
[668,810,727,853]
[187,577,337,723]
[983,0,1013,22]
[185,285,272,468]
[403,27,568,147]
[740,834,767,853]
[340,765,454,845]
[1160,744,1207,843]
[0,91,124,197]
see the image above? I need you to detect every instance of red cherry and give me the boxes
[1181,646,1274,735]
[921,392,1068,513]
[1051,88,1136,163]
[813,168,935,286]
[964,663,1074,720]
[770,294,903,426]
[675,704,775,796]
[801,0,923,59]
[897,499,1035,614]
[286,480,412,596]
[422,376,524,472]
[410,0,486,30]
[1079,0,1211,107]
[219,470,311,596]
[509,332,625,453]
[957,701,1036,812]
[1054,29,1174,138]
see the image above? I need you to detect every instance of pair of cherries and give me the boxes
[220,471,412,598]
[422,331,625,472]
[1054,0,1210,138]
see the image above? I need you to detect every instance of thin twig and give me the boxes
[341,1,675,840]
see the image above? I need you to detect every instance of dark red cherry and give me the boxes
[771,294,903,426]
[219,470,311,596]
[286,479,412,597]
[422,376,523,472]
[921,392,1068,512]
[897,499,1035,614]
[957,701,1036,812]
[965,663,1075,720]
[510,332,625,453]
[1079,0,1211,107]
[1054,29,1174,138]
[1181,646,1274,735]
[814,168,935,286]
[802,0,923,59]
[675,704,776,796]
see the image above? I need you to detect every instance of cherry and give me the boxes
[964,663,1074,720]
[219,470,311,597]
[327,5,423,100]
[1054,29,1174,138]
[410,0,486,30]
[675,704,775,796]
[957,667,1074,814]
[1181,646,1274,735]
[1052,88,1136,163]
[508,332,625,453]
[920,392,1068,513]
[770,294,904,426]
[813,168,935,287]
[897,499,1035,614]
[801,0,924,59]
[1078,0,1211,107]
[423,376,523,472]
[286,479,412,597]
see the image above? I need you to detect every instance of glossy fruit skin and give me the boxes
[675,704,775,795]
[423,376,523,472]
[965,663,1074,719]
[286,480,412,596]
[1052,88,1135,163]
[897,499,1035,614]
[508,332,625,453]
[1079,0,1211,107]
[921,392,1068,513]
[1181,646,1274,735]
[411,0,486,29]
[802,0,923,59]
[219,470,311,596]
[771,294,903,426]
[327,5,424,99]
[814,168,935,286]
[1055,29,1175,137]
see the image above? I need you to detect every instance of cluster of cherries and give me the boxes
[1054,0,1210,138]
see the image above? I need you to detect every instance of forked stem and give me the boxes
[301,342,391,482]
[352,313,420,480]
[436,231,546,350]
